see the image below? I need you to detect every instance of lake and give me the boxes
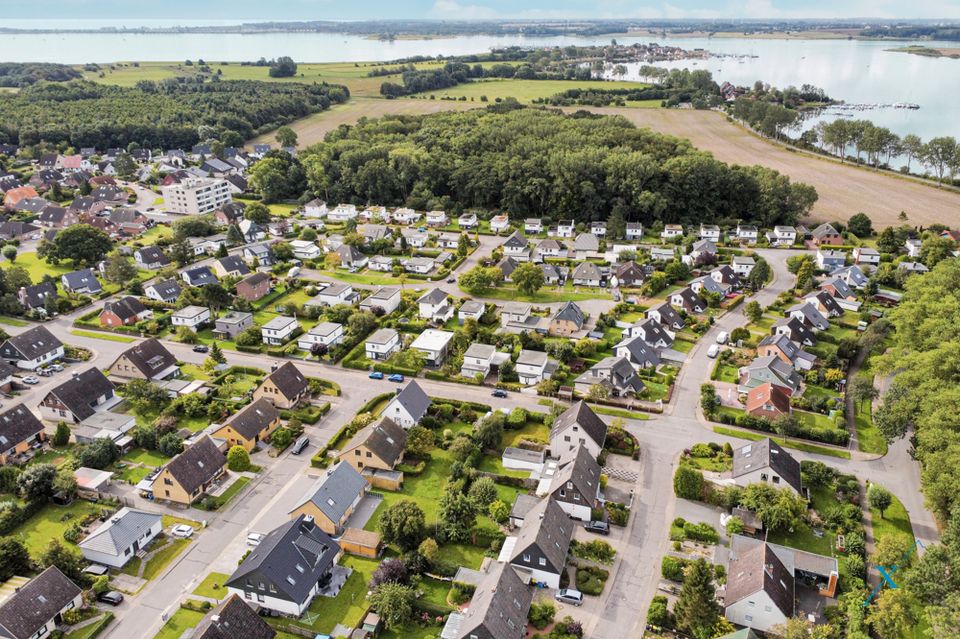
[1,22,957,153]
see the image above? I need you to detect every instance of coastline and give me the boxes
[886,45,960,59]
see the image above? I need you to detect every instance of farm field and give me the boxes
[409,78,650,102]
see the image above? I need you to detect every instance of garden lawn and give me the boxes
[499,419,550,449]
[114,465,152,485]
[152,608,204,639]
[121,448,169,467]
[588,405,649,420]
[70,330,136,343]
[715,364,740,384]
[476,456,530,478]
[191,572,231,600]
[13,500,104,558]
[672,339,696,354]
[0,315,28,326]
[435,543,486,570]
[278,555,378,635]
[640,380,670,402]
[364,449,453,530]
[801,384,840,403]
[142,538,191,580]
[162,515,202,529]
[381,624,444,639]
[712,426,851,459]
[869,487,914,543]
[204,477,251,510]
[63,613,113,639]
[10,252,74,282]
[855,399,887,455]
[794,410,839,431]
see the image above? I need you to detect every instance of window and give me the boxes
[772,476,781,485]
[573,493,580,501]
[538,557,546,566]
[760,473,768,482]
[522,553,530,562]
[245,591,252,600]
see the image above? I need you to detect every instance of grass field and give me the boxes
[13,500,103,558]
[152,608,205,639]
[410,78,649,102]
[191,572,231,600]
[142,538,191,580]
[70,330,136,343]
[712,426,852,459]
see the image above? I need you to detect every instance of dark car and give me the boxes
[97,591,124,606]
[291,436,310,455]
[585,520,610,535]
[388,374,405,383]
[192,345,209,353]
[446,277,456,283]
[491,389,508,398]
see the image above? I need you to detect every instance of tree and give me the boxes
[877,226,900,254]
[472,412,504,451]
[673,466,703,500]
[209,340,226,364]
[867,588,916,639]
[772,616,838,639]
[244,202,271,224]
[744,300,763,323]
[53,468,77,499]
[725,516,745,536]
[673,558,721,639]
[438,488,477,543]
[175,325,198,344]
[512,261,544,297]
[418,538,439,565]
[225,224,244,246]
[872,534,914,569]
[866,485,893,519]
[275,126,298,148]
[268,56,298,78]
[41,224,113,266]
[53,421,71,447]
[0,538,31,582]
[772,413,799,443]
[1,245,16,262]
[922,136,957,183]
[738,483,807,532]
[919,235,957,269]
[847,213,873,238]
[40,539,88,586]
[226,445,251,471]
[404,426,434,458]
[121,379,170,414]
[18,463,57,501]
[103,255,137,284]
[488,499,510,523]
[369,558,408,588]
[459,265,500,293]
[368,582,414,630]
[379,500,426,551]
[901,133,923,172]
[468,476,498,506]
[202,283,232,312]
[168,238,193,266]
[588,383,609,401]
[157,433,184,458]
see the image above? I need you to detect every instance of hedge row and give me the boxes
[373,362,420,376]
[716,410,850,446]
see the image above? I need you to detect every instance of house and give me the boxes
[0,362,13,394]
[819,277,856,301]
[490,214,509,233]
[365,328,400,361]
[458,300,486,324]
[459,343,510,379]
[367,255,394,272]
[181,266,218,287]
[623,317,675,347]
[327,203,358,222]
[506,497,572,589]
[107,339,178,381]
[243,243,275,267]
[61,268,102,295]
[650,247,675,262]
[516,349,556,385]
[615,335,661,370]
[724,535,838,633]
[540,263,565,286]
[0,325,64,370]
[740,356,803,395]
[410,329,454,367]
[534,239,563,261]
[690,240,718,265]
[550,444,602,521]
[0,567,83,639]
[435,232,460,250]
[144,279,182,303]
[134,246,169,270]
[549,301,585,336]
[254,362,309,410]
[161,177,232,215]
[500,302,532,328]
[590,221,606,236]
[261,316,299,346]
[286,240,320,260]
[36,206,77,228]
[16,282,57,313]
[786,302,830,331]
[757,333,815,371]
[404,256,435,274]
[804,290,843,318]
[39,368,116,423]
[2,185,39,209]
[625,222,643,240]
[746,382,793,420]
[735,224,759,244]
[690,275,724,297]
[236,272,272,302]
[647,302,685,331]
[732,437,802,493]
[0,404,46,465]
[811,223,843,246]
[359,286,400,316]
[298,322,343,352]
[79,507,163,568]
[425,210,448,227]
[572,233,600,260]
[613,261,645,288]
[768,225,797,246]
[575,356,645,398]
[550,401,607,459]
[498,256,519,282]
[303,199,327,218]
[171,305,211,329]
[553,220,575,238]
[288,462,368,536]
[334,244,368,270]
[572,261,602,287]
[383,380,431,429]
[661,224,683,239]
[213,311,254,340]
[152,436,226,505]
[502,231,530,261]
[732,256,756,277]
[711,264,742,291]
[457,212,478,229]
[852,246,880,266]
[828,264,869,290]
[449,562,532,639]
[772,316,816,347]
[225,515,340,616]
[524,218,543,234]
[99,296,150,327]
[899,261,929,275]
[192,595,277,639]
[392,208,420,225]
[337,416,407,477]
[213,255,250,278]
[670,287,707,314]
[417,288,453,323]
[699,224,722,242]
[905,238,922,258]
[313,283,357,307]
[214,398,281,451]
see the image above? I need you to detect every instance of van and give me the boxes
[291,436,310,455]
[555,589,584,606]
[716,331,729,345]
[707,344,720,359]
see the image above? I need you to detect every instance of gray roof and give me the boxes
[732,438,802,494]
[263,362,308,402]
[552,301,585,327]
[115,338,177,379]
[502,230,528,248]
[148,278,182,301]
[464,343,496,360]
[291,462,367,526]
[572,261,601,281]
[102,296,147,322]
[649,301,683,328]
[391,380,431,422]
[417,288,448,305]
[161,436,226,496]
[616,336,661,368]
[183,266,218,285]
[510,493,542,521]
[2,325,63,361]
[226,398,279,440]
[0,567,81,639]
[262,315,297,331]
[726,540,794,619]
[573,233,599,251]
[773,316,816,344]
[551,401,607,450]
[553,444,602,502]
[45,368,115,420]
[193,595,276,639]
[367,328,398,345]
[517,349,548,367]
[457,562,532,639]
[341,417,407,468]
[458,300,485,314]
[217,255,250,275]
[62,268,102,292]
[79,507,162,557]
[510,497,573,574]
[0,404,45,452]
[217,310,253,326]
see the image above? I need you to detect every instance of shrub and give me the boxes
[571,539,616,564]
[528,600,556,630]
[673,466,703,500]
[682,521,719,544]
[575,565,609,595]
[661,556,686,582]
[647,595,672,627]
[226,446,251,472]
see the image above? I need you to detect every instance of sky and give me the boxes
[9,0,960,21]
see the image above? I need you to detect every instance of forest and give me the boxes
[298,104,817,226]
[0,63,81,87]
[0,79,349,149]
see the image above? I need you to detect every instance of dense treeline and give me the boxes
[0,63,81,87]
[0,79,348,148]
[860,25,960,41]
[299,105,816,226]
[537,87,671,107]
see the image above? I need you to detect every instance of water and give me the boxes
[1,22,957,150]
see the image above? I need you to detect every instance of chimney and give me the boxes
[302,515,314,529]
[764,563,774,578]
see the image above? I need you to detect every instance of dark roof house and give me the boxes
[0,567,82,639]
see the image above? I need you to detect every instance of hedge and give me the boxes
[716,410,850,446]
[0,498,46,536]
[373,362,420,376]
[358,392,395,415]
[661,556,687,582]
[235,344,263,353]
[309,376,341,396]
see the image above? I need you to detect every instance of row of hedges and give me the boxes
[715,409,850,446]
[278,403,329,424]
[309,376,341,396]
[373,362,420,376]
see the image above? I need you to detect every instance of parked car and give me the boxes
[585,521,610,535]
[491,389,507,398]
[368,371,384,380]
[48,363,64,372]
[291,436,310,455]
[171,524,194,538]
[37,367,52,377]
[555,589,584,606]
[707,344,720,359]
[388,374,405,383]
[21,376,39,384]
[247,532,265,546]
[97,591,124,606]
[716,331,729,345]
[192,345,209,353]
[446,277,456,283]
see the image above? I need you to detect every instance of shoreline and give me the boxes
[886,45,960,59]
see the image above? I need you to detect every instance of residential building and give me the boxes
[144,279,182,303]
[449,562,532,639]
[61,268,102,294]
[500,302,532,328]
[236,272,272,302]
[17,281,57,312]
[549,401,607,459]
[650,247,675,262]
[502,231,530,261]
[0,325,64,370]
[498,256,519,282]
[899,261,929,274]
[670,287,707,314]
[745,383,793,420]
[507,497,572,589]
[516,349,556,385]
[733,255,756,277]
[647,301,684,331]
[572,233,600,260]
[711,265,742,291]
[79,508,163,568]
[852,246,880,265]
[313,283,357,307]
[574,356,645,398]
[772,316,816,347]
[417,288,453,323]
[804,290,843,318]
[699,224,721,242]
[171,305,211,329]
[225,515,340,616]
[425,210,448,227]
[757,333,816,371]
[0,404,46,465]
[524,218,543,234]
[555,220,575,238]
[490,214,509,233]
[253,362,309,409]
[690,239,718,263]
[73,412,135,448]
[905,238,922,258]
[614,261,645,288]
[590,221,607,236]
[213,255,250,279]
[0,362,13,394]
[457,300,486,324]
[162,177,232,214]
[152,436,227,505]
[213,311,254,340]
[811,223,843,246]
[0,567,82,639]
[297,321,344,352]
[540,262,565,285]
[288,462,368,536]
[382,380,431,428]
[459,343,510,379]
[768,225,797,246]
[336,244,368,270]
[213,398,281,451]
[99,296,150,327]
[534,239,563,260]
[661,224,684,239]
[107,339,178,381]
[732,438,802,493]
[735,224,759,244]
[39,368,117,423]
[260,316,298,346]
[549,301,585,336]
[365,328,400,361]
[327,204,358,222]
[243,244,275,267]
[337,416,407,476]
[786,302,830,331]
[625,222,643,240]
[819,277,856,301]
[457,212,477,229]
[550,444,602,521]
[193,595,277,639]
[615,335,661,369]
[739,355,803,395]
[404,256,435,274]
[181,266,218,287]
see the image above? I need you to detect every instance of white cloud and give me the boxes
[428,0,498,19]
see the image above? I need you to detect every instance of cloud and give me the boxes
[428,0,498,19]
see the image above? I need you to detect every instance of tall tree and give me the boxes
[40,225,113,266]
[672,558,721,639]
[511,262,544,297]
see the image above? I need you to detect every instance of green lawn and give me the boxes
[152,608,205,639]
[854,398,888,455]
[769,486,838,556]
[191,572,231,600]
[794,410,840,431]
[476,456,530,478]
[712,426,852,459]
[587,405,650,421]
[203,477,251,510]
[142,538,191,580]
[870,486,914,544]
[410,78,650,102]
[435,543,486,570]
[70,330,136,343]
[715,363,740,384]
[114,465,152,485]
[274,555,379,635]
[671,339,696,354]
[162,515,202,529]
[121,448,169,467]
[12,500,104,558]
[365,449,454,529]
[641,380,670,401]
[180,364,212,381]
[9,252,74,282]
[63,613,113,639]
[0,316,29,326]
[802,384,840,403]
[499,420,550,449]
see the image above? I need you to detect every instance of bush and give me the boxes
[227,445,251,472]
[673,466,704,500]
[528,600,556,630]
[682,521,719,544]
[661,556,687,582]
[571,539,616,564]
[647,595,672,627]
[575,565,609,595]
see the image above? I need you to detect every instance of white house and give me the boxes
[365,328,400,361]
[79,508,163,568]
[650,247,675,262]
[905,238,922,258]
[327,203,358,222]
[852,247,880,265]
[360,286,401,315]
[625,223,643,240]
[768,225,797,246]
[490,214,510,234]
[572,233,600,260]
[524,218,543,234]
[261,316,299,345]
[732,438,803,494]
[735,224,759,244]
[367,255,394,272]
[590,221,607,236]
[458,300,486,323]
[383,380,431,428]
[303,199,328,218]
[393,208,421,225]
[425,210,448,227]
[460,343,510,379]
[502,231,530,261]
[732,256,756,277]
[314,283,357,307]
[500,302,532,328]
[404,256,435,274]
[297,322,343,351]
[410,329,455,367]
[417,288,453,323]
[362,206,389,223]
[457,212,478,229]
[816,249,846,271]
[171,305,210,329]
[661,224,683,239]
[290,240,321,260]
[0,326,65,371]
[699,224,721,242]
[516,349,555,385]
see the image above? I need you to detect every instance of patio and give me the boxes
[317,565,352,598]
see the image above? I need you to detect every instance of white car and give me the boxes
[707,344,721,359]
[48,364,64,372]
[247,532,265,546]
[171,524,194,538]
[21,376,40,384]
[716,331,729,345]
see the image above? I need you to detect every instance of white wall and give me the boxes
[725,591,787,633]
